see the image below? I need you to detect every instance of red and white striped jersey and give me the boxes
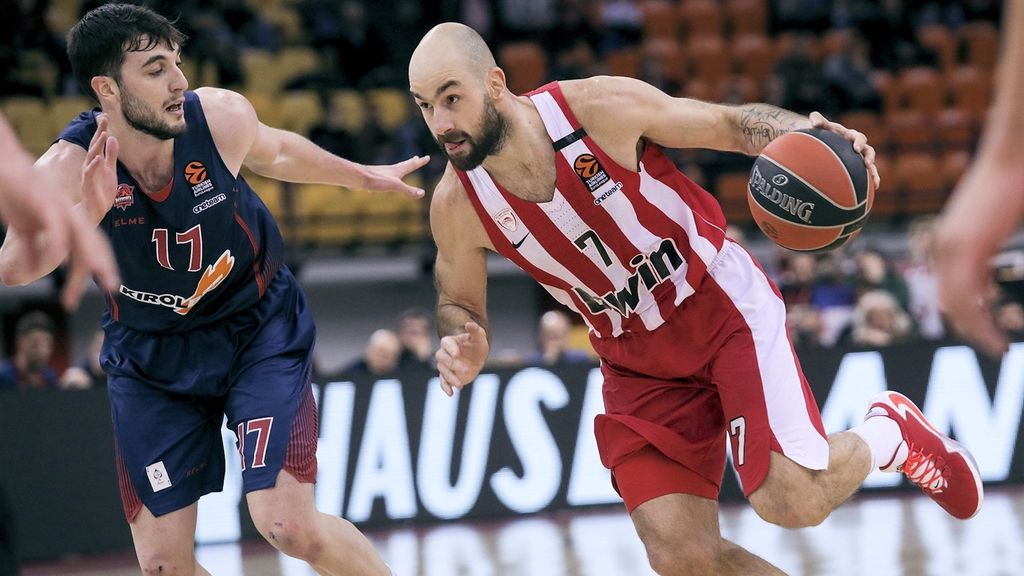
[454,82,730,337]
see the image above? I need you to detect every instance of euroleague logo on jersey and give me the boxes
[573,153,610,193]
[185,161,214,197]
[114,184,135,211]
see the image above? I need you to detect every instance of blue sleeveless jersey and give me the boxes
[58,91,285,333]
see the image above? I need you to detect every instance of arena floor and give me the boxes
[22,486,1022,576]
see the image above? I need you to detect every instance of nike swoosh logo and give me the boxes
[511,232,531,249]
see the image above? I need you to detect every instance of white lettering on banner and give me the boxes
[375,529,419,576]
[923,345,1024,480]
[418,375,499,519]
[316,382,355,516]
[491,368,569,513]
[347,380,417,522]
[821,351,900,488]
[196,417,244,545]
[567,368,621,505]
[569,513,651,575]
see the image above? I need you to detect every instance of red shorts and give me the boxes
[591,241,828,511]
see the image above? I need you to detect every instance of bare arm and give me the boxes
[430,166,491,395]
[196,87,428,196]
[562,76,878,186]
[934,0,1024,357]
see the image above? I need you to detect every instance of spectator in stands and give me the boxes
[309,97,357,159]
[810,253,859,347]
[854,247,911,311]
[0,311,59,391]
[181,9,245,88]
[903,216,946,340]
[772,0,833,33]
[333,1,393,87]
[600,0,643,52]
[766,33,837,116]
[545,0,603,79]
[823,30,883,112]
[60,329,107,390]
[341,329,403,378]
[526,310,592,365]
[221,0,279,52]
[397,308,435,370]
[846,289,915,347]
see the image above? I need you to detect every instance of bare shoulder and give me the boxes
[195,87,258,171]
[559,76,660,123]
[430,165,491,251]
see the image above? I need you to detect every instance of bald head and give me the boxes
[410,22,496,83]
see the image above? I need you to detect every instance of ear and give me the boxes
[90,76,118,101]
[486,67,507,100]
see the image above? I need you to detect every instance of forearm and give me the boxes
[248,128,370,188]
[437,301,488,339]
[731,103,812,156]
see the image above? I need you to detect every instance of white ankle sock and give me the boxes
[850,411,904,471]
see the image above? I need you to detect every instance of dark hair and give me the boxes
[67,3,187,99]
[16,311,54,336]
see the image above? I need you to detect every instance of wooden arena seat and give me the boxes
[279,91,322,135]
[838,111,888,152]
[641,0,679,41]
[945,65,993,122]
[241,50,280,94]
[935,107,977,152]
[894,152,947,215]
[275,47,322,89]
[241,169,285,221]
[606,47,644,79]
[643,38,686,87]
[687,36,730,85]
[867,156,901,218]
[958,20,1000,71]
[1,97,51,155]
[917,24,957,72]
[715,171,752,224]
[359,192,424,244]
[329,90,369,132]
[294,184,365,246]
[48,95,94,141]
[897,66,945,118]
[679,0,724,40]
[498,42,548,95]
[940,149,972,189]
[731,34,776,85]
[885,109,936,153]
[725,0,768,35]
[366,88,412,131]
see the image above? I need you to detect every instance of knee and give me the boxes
[645,536,722,576]
[750,486,828,528]
[253,511,325,562]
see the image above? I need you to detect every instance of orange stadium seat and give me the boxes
[897,66,946,117]
[946,65,993,121]
[679,0,724,40]
[935,107,977,151]
[681,78,714,101]
[894,152,948,215]
[1,97,51,156]
[731,34,776,84]
[279,91,322,135]
[606,47,644,79]
[275,47,322,89]
[242,50,280,94]
[917,24,957,72]
[838,111,889,152]
[367,89,412,131]
[872,70,901,113]
[869,155,901,218]
[715,171,752,224]
[958,21,1000,70]
[940,149,972,189]
[725,0,768,35]
[886,109,936,153]
[687,36,730,85]
[294,184,365,246]
[642,0,680,41]
[499,42,548,95]
[49,95,94,140]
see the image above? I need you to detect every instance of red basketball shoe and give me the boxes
[866,391,984,520]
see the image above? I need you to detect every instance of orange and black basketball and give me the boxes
[746,128,874,252]
[184,161,207,185]
[574,154,600,179]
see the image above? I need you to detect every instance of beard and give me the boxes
[120,87,187,140]
[435,94,508,171]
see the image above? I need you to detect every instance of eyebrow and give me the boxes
[411,79,461,101]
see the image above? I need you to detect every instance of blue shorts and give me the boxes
[101,267,318,521]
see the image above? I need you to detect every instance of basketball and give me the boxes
[746,128,875,252]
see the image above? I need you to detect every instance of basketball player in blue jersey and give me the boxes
[411,23,983,576]
[0,4,427,575]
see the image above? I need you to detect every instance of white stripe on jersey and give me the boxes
[466,168,625,336]
[710,240,830,471]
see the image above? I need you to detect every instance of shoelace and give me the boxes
[899,444,949,493]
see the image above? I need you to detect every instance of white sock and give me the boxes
[850,410,904,471]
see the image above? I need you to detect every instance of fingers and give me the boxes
[104,135,119,165]
[397,155,431,173]
[465,321,486,340]
[808,111,827,127]
[61,214,120,311]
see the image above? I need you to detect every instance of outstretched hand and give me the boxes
[809,111,880,191]
[364,155,431,198]
[435,321,489,397]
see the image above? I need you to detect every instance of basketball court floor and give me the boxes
[23,486,1023,576]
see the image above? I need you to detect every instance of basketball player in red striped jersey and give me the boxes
[411,24,984,575]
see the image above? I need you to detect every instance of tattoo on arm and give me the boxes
[736,104,811,155]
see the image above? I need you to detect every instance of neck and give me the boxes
[480,95,550,176]
[106,112,176,191]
